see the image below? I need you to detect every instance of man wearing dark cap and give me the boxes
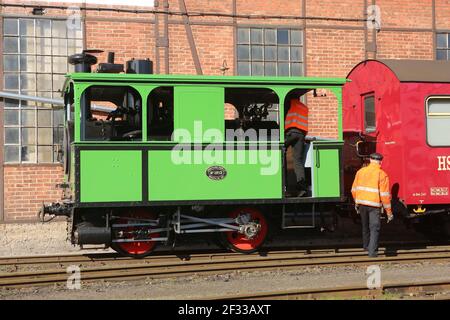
[351,153,394,257]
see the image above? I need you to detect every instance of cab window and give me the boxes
[363,94,375,133]
[224,88,280,141]
[80,86,142,141]
[147,87,174,141]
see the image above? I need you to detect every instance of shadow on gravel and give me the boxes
[383,244,430,257]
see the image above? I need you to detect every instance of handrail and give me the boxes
[305,135,337,142]
[0,91,64,106]
[0,91,122,114]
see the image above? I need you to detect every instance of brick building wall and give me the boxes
[0,0,447,221]
[4,165,64,221]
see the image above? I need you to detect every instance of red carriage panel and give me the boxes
[344,59,450,211]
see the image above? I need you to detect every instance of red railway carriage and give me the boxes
[343,59,450,227]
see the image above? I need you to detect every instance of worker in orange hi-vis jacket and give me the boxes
[285,99,309,197]
[351,153,394,258]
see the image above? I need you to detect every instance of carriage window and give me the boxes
[81,86,142,141]
[364,95,375,133]
[224,88,279,141]
[147,87,174,141]
[426,97,450,146]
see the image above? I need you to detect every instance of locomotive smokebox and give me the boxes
[74,227,111,245]
[126,58,153,74]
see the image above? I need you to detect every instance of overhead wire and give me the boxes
[1,3,372,23]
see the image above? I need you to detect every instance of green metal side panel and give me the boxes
[80,150,142,203]
[148,149,282,201]
[174,86,225,143]
[313,143,342,198]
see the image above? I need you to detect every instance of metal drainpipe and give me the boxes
[0,4,4,222]
[0,92,64,106]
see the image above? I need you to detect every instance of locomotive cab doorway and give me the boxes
[283,89,312,198]
[283,88,342,200]
[284,142,313,197]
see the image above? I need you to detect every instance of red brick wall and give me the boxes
[377,31,434,60]
[85,21,154,67]
[3,166,64,221]
[1,0,442,221]
[377,0,433,28]
[306,28,366,138]
[436,0,450,29]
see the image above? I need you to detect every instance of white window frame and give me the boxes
[426,96,450,147]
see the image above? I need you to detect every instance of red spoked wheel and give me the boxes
[223,207,268,254]
[111,209,160,258]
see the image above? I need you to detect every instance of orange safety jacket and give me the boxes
[351,163,392,215]
[285,99,308,133]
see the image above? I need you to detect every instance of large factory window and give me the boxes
[426,97,450,146]
[237,28,304,76]
[224,88,279,141]
[147,87,174,141]
[2,17,83,163]
[81,86,142,141]
[363,95,376,133]
[436,34,450,60]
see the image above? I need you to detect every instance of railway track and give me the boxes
[0,245,449,288]
[0,241,447,268]
[211,280,450,300]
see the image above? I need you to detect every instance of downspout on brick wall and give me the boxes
[0,1,4,222]
[154,0,161,73]
[178,0,203,75]
[163,0,170,74]
[155,0,170,74]
[432,0,436,60]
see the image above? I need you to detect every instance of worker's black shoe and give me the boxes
[296,180,308,197]
[297,190,307,197]
[285,189,307,198]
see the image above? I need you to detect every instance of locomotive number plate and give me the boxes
[206,166,227,180]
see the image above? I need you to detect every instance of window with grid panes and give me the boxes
[437,33,450,60]
[237,28,304,76]
[3,18,83,163]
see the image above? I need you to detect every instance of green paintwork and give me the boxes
[148,149,282,201]
[312,141,343,198]
[66,73,347,204]
[174,86,225,143]
[67,73,348,86]
[80,150,142,202]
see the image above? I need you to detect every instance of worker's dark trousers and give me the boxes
[359,205,381,257]
[285,129,306,183]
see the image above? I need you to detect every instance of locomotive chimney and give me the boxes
[68,52,98,73]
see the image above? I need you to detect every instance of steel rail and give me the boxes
[1,242,448,267]
[0,247,449,288]
[210,280,450,300]
[1,245,449,268]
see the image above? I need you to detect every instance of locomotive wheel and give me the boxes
[111,210,160,258]
[222,207,268,254]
